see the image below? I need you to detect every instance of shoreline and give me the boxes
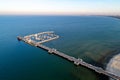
[108,16,120,19]
[103,48,120,79]
[106,53,120,80]
[103,49,120,69]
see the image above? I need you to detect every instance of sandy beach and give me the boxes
[106,54,120,79]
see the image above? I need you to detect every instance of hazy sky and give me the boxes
[0,0,120,15]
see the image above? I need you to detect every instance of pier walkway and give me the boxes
[17,31,120,80]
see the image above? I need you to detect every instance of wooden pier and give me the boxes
[17,31,120,80]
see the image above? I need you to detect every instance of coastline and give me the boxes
[106,53,120,80]
[108,16,120,19]
[102,49,120,69]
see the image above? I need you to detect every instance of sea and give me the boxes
[0,15,120,80]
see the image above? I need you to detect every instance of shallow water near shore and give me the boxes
[0,15,120,80]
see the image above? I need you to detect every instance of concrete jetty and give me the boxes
[17,31,120,80]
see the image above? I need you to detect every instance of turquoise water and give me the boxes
[0,15,120,80]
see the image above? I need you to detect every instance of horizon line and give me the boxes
[1,13,119,16]
[0,11,120,16]
[0,13,119,16]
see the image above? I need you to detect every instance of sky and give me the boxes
[0,0,120,15]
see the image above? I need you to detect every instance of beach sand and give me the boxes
[106,54,120,80]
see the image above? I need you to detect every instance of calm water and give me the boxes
[0,15,120,80]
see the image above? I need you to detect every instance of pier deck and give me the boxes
[17,31,120,80]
